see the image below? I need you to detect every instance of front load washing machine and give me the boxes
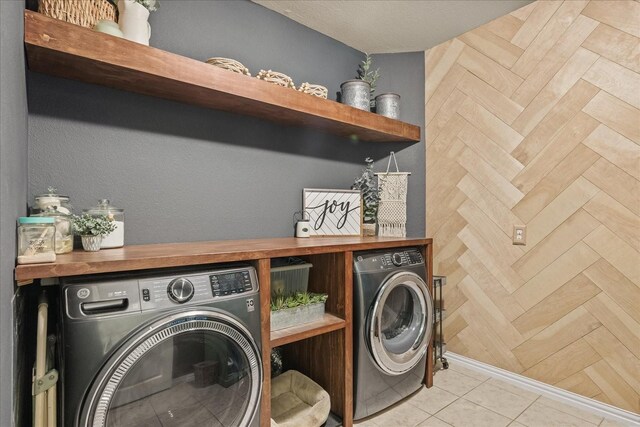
[353,248,433,420]
[59,264,262,427]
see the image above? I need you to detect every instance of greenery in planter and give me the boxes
[72,214,116,237]
[356,53,380,107]
[134,0,159,12]
[270,292,328,312]
[109,0,159,12]
[352,157,381,224]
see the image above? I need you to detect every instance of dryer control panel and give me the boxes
[354,248,424,273]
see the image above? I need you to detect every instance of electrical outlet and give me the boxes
[513,225,527,245]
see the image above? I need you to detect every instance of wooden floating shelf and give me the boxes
[270,313,346,347]
[24,11,420,143]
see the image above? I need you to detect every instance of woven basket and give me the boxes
[206,57,251,76]
[298,83,328,99]
[38,0,117,28]
[256,70,296,90]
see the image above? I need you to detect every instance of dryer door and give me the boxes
[79,309,262,427]
[368,271,433,375]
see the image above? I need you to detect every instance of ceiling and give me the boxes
[252,0,533,53]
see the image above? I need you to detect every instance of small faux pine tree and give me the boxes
[356,54,380,108]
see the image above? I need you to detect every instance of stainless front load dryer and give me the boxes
[353,248,433,420]
[59,265,262,427]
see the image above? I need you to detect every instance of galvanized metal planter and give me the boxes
[271,302,325,331]
[340,79,371,111]
[375,93,400,119]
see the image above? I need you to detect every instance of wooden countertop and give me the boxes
[15,236,432,282]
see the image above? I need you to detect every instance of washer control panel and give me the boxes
[355,248,424,272]
[63,265,259,318]
[209,269,253,297]
[139,266,258,311]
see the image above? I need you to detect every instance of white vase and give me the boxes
[118,0,151,45]
[81,235,103,252]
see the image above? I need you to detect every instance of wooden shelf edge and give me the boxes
[270,313,346,347]
[14,237,433,282]
[24,11,421,143]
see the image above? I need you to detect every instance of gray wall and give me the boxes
[0,1,28,426]
[0,1,426,425]
[28,0,426,244]
[373,52,425,236]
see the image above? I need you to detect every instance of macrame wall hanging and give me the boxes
[376,152,410,237]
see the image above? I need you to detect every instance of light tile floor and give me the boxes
[355,361,636,427]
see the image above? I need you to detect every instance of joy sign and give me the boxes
[302,189,362,236]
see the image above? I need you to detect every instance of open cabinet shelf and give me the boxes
[270,313,346,347]
[24,11,421,143]
[259,251,354,427]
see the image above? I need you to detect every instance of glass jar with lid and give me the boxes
[32,188,74,254]
[33,187,73,215]
[17,217,56,264]
[84,199,124,248]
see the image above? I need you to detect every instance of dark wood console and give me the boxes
[15,236,432,426]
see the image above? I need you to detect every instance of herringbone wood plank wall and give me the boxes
[425,0,640,413]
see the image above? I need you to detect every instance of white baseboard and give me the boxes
[445,352,640,426]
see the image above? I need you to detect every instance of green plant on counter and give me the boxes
[352,157,381,224]
[72,214,116,237]
[356,53,380,106]
[270,292,328,312]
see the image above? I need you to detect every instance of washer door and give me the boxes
[368,272,433,375]
[80,309,262,427]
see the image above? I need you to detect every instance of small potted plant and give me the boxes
[72,213,117,252]
[352,157,381,236]
[340,53,380,111]
[270,292,328,331]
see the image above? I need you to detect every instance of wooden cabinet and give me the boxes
[259,251,354,426]
[15,236,432,426]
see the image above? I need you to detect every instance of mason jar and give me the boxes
[18,217,56,264]
[32,189,74,254]
[34,189,72,215]
[33,210,73,254]
[84,199,124,248]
